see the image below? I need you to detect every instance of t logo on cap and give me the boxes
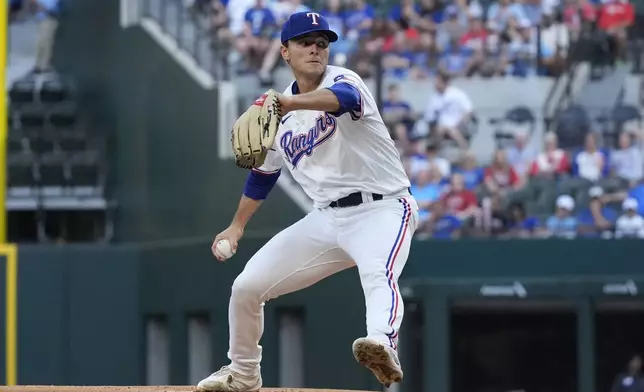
[307,12,321,25]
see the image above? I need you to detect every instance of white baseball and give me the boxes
[215,239,235,260]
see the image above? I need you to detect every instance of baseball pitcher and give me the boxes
[197,11,419,392]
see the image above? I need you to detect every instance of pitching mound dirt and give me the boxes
[0,387,376,392]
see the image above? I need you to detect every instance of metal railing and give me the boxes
[140,0,230,80]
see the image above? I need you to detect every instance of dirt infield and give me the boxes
[0,387,376,392]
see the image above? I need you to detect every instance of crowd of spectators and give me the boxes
[385,71,644,240]
[183,0,642,241]
[187,0,635,83]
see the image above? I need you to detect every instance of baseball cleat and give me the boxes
[352,337,403,387]
[196,365,262,392]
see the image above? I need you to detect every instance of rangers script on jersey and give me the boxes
[255,65,411,208]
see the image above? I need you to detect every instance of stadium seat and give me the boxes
[491,106,536,148]
[554,105,591,150]
[40,79,71,103]
[612,104,642,124]
[28,136,56,155]
[18,105,46,130]
[7,134,27,154]
[49,103,78,129]
[59,132,89,154]
[7,154,37,188]
[9,80,35,104]
[37,154,69,187]
[70,160,100,187]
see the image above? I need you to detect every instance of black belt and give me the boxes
[329,188,412,208]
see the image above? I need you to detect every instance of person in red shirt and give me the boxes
[529,132,570,178]
[484,149,523,196]
[439,172,480,220]
[564,0,596,40]
[596,0,634,62]
[459,15,488,74]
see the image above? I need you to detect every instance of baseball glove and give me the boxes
[231,89,282,169]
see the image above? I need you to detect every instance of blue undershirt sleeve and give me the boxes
[327,82,362,119]
[243,169,281,200]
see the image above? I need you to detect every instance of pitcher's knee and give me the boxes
[231,273,266,303]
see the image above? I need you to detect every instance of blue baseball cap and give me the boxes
[280,11,339,44]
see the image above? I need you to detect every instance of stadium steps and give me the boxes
[575,63,631,122]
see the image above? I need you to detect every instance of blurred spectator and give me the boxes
[416,0,445,32]
[355,18,395,77]
[237,0,276,70]
[227,0,257,41]
[545,194,578,239]
[320,0,355,66]
[383,83,419,150]
[627,180,644,216]
[382,28,429,79]
[424,72,473,149]
[454,150,485,190]
[459,14,489,74]
[573,133,607,182]
[436,5,467,51]
[610,131,643,187]
[529,131,570,178]
[506,130,537,180]
[482,194,512,236]
[505,201,540,238]
[564,0,596,40]
[206,0,232,44]
[438,37,477,77]
[609,355,644,392]
[479,22,508,76]
[596,0,634,64]
[484,149,524,196]
[344,0,375,41]
[506,18,537,77]
[538,11,569,77]
[407,141,451,179]
[389,0,422,31]
[615,198,644,238]
[576,186,618,238]
[439,173,480,221]
[424,206,464,239]
[411,165,445,228]
[257,0,309,83]
[31,0,60,74]
[425,142,452,177]
[523,0,548,24]
[486,0,527,33]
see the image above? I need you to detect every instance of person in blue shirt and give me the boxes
[245,0,276,37]
[321,0,356,61]
[423,204,462,239]
[242,0,276,70]
[382,84,418,147]
[343,0,375,40]
[628,181,644,216]
[438,38,474,78]
[546,194,578,239]
[411,165,446,227]
[506,202,540,238]
[453,151,484,190]
[576,186,618,238]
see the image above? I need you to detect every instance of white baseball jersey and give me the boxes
[255,65,411,208]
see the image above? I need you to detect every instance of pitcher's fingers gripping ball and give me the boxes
[231,89,282,169]
[215,239,235,260]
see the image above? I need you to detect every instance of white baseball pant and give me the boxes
[227,193,419,376]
